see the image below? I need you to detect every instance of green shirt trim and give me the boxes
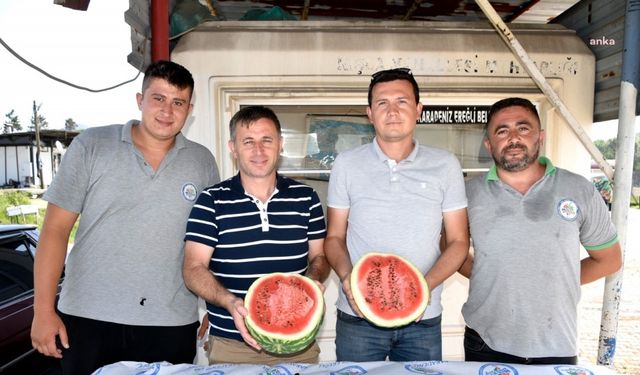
[486,156,557,181]
[584,235,619,251]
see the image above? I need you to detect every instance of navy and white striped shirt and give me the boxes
[184,173,326,341]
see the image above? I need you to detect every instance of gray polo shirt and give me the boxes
[462,157,618,357]
[44,121,220,326]
[328,138,467,319]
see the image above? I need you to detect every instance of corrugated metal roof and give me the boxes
[121,0,582,68]
[192,0,580,23]
[555,0,634,122]
[57,0,631,121]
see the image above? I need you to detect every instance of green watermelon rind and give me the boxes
[350,252,430,328]
[246,305,325,354]
[244,273,325,355]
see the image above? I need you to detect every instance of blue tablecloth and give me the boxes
[93,360,618,375]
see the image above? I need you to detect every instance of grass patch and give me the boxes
[0,190,78,244]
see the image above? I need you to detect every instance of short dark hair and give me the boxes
[368,68,420,106]
[486,97,541,131]
[141,60,194,97]
[229,105,282,140]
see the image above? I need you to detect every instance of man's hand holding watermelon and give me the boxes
[226,295,261,351]
[340,273,364,318]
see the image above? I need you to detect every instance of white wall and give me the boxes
[0,145,57,187]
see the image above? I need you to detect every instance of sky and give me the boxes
[592,118,639,142]
[0,0,143,131]
[0,0,637,139]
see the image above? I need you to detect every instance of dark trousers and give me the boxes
[59,312,198,375]
[464,326,577,365]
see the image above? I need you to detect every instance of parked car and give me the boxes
[0,224,62,374]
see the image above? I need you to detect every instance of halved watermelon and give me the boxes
[244,273,324,354]
[351,252,429,328]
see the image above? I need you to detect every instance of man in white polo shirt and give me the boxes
[324,67,470,361]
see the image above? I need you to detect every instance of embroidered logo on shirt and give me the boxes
[182,183,198,202]
[557,198,579,221]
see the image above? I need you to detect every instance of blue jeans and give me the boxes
[335,310,442,362]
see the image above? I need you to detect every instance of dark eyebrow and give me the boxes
[173,98,188,103]
[492,120,533,132]
[491,124,509,133]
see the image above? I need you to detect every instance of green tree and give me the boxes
[594,138,616,160]
[64,118,78,131]
[595,134,640,190]
[29,101,48,131]
[3,109,22,133]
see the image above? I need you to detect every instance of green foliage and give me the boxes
[65,118,78,131]
[594,134,640,207]
[0,191,34,223]
[3,109,22,133]
[1,190,31,206]
[594,138,616,160]
[0,191,78,244]
[594,134,640,173]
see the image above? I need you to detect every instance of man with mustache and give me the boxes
[460,97,622,364]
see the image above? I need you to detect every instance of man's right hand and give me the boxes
[31,310,69,358]
[341,273,364,318]
[226,296,261,351]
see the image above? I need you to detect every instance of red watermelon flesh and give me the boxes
[252,276,317,334]
[351,252,429,327]
[245,273,324,354]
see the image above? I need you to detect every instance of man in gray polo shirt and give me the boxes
[460,97,622,364]
[325,68,470,361]
[31,60,220,374]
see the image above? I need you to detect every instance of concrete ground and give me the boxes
[578,207,640,374]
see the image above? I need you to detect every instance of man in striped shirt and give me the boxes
[183,106,329,365]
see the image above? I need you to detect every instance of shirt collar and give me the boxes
[122,120,136,144]
[230,172,289,195]
[372,137,420,163]
[122,120,186,150]
[486,156,557,181]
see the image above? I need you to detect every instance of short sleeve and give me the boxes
[43,136,91,213]
[327,154,350,209]
[580,182,618,250]
[442,154,468,212]
[184,188,219,248]
[307,191,327,240]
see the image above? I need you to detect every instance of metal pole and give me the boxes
[598,0,640,366]
[474,0,615,180]
[33,102,44,189]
